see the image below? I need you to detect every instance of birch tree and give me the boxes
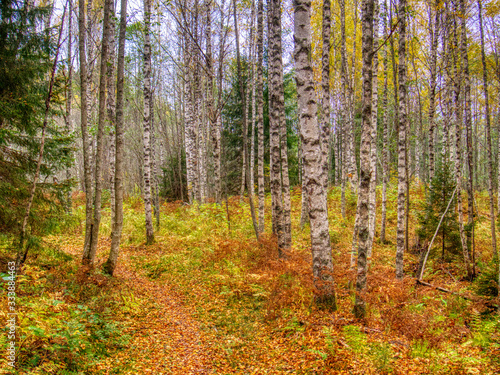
[321,0,331,191]
[234,0,259,240]
[257,0,265,232]
[82,0,112,265]
[78,0,93,264]
[395,0,407,280]
[107,0,116,226]
[143,0,155,244]
[449,2,472,279]
[427,0,439,181]
[459,0,474,271]
[268,0,285,251]
[104,0,127,275]
[367,0,379,255]
[65,0,73,214]
[379,0,389,244]
[477,0,496,255]
[294,0,336,310]
[354,0,375,318]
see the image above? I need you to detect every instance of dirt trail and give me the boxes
[63,239,215,374]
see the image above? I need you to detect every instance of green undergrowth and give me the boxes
[112,190,500,373]
[0,238,131,374]
[3,184,500,373]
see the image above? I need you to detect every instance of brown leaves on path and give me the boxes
[65,239,216,374]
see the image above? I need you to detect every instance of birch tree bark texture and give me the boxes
[321,0,331,191]
[268,0,285,252]
[257,0,265,232]
[82,0,112,265]
[104,0,127,276]
[459,0,475,275]
[106,0,116,228]
[354,0,375,319]
[395,0,407,280]
[379,5,389,244]
[143,0,155,245]
[367,0,379,256]
[65,0,73,214]
[78,0,93,264]
[294,0,336,310]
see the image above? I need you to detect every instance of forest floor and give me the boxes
[1,184,500,374]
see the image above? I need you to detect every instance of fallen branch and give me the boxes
[416,279,470,300]
[415,279,498,309]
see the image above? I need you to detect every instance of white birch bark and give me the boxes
[184,10,196,204]
[354,0,375,318]
[321,0,331,191]
[143,0,154,244]
[367,0,379,256]
[83,0,112,265]
[104,0,127,275]
[339,0,348,221]
[79,0,93,263]
[250,0,256,198]
[268,0,285,250]
[379,0,389,244]
[427,1,439,181]
[478,0,497,255]
[395,0,407,280]
[294,0,336,309]
[459,0,474,272]
[65,0,73,214]
[257,0,265,232]
[107,0,116,228]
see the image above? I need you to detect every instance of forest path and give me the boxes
[63,238,216,374]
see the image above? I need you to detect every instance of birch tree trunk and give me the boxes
[184,3,197,204]
[339,0,348,220]
[143,0,155,245]
[65,0,73,214]
[212,0,225,205]
[268,0,285,250]
[206,0,218,204]
[234,0,259,241]
[250,0,256,199]
[347,0,359,190]
[107,0,116,228]
[321,0,331,191]
[83,0,112,265]
[449,4,472,279]
[257,0,265,232]
[300,145,310,228]
[280,90,292,248]
[379,0,389,244]
[294,0,336,309]
[354,0,375,318]
[427,1,439,181]
[395,0,407,280]
[367,0,379,256]
[193,0,202,202]
[241,2,256,201]
[104,0,127,276]
[151,92,160,228]
[459,0,474,271]
[79,0,93,263]
[478,0,497,255]
[278,22,292,249]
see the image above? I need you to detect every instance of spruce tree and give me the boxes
[0,0,72,244]
[417,160,462,262]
